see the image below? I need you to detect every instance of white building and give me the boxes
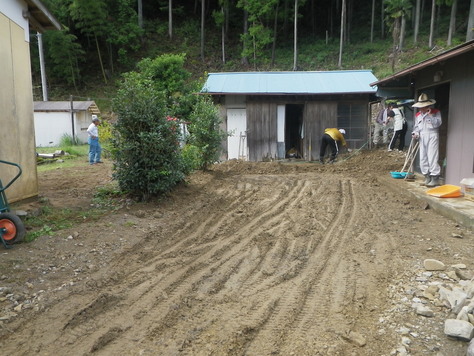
[34,101,101,146]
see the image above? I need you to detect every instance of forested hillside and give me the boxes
[32,0,474,105]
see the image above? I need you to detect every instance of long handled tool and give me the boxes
[390,138,419,179]
[404,140,419,181]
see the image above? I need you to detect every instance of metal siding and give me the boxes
[302,102,337,160]
[413,50,474,184]
[445,51,474,184]
[247,102,278,161]
[203,71,378,95]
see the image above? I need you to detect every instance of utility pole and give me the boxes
[37,32,48,101]
[293,0,298,71]
[70,95,76,144]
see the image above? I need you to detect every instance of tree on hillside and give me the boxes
[447,0,457,45]
[69,0,109,83]
[371,0,376,42]
[338,0,346,68]
[213,0,227,63]
[42,29,85,90]
[385,0,412,71]
[467,0,474,41]
[138,0,143,28]
[429,0,436,48]
[237,0,279,69]
[413,0,421,44]
[293,0,298,70]
[169,0,173,39]
[201,0,205,60]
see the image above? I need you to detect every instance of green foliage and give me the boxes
[112,66,187,199]
[188,96,227,170]
[43,29,85,87]
[136,54,190,95]
[59,134,77,147]
[181,144,202,172]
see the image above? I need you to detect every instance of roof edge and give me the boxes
[371,40,474,86]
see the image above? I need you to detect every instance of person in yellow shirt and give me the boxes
[319,128,347,164]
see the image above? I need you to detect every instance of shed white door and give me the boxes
[227,109,247,160]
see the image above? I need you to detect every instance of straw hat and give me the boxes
[412,93,436,108]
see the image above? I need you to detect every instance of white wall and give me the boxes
[34,111,93,146]
[34,112,73,147]
[0,0,30,41]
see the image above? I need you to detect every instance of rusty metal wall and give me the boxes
[302,102,337,161]
[247,102,278,161]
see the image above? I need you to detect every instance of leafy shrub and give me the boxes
[181,144,201,172]
[112,71,187,200]
[188,96,227,170]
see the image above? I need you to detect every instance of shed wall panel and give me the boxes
[302,102,337,160]
[414,50,474,184]
[0,14,38,202]
[247,102,278,161]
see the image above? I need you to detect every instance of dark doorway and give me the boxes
[285,104,304,158]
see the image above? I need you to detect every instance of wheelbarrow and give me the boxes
[0,160,26,248]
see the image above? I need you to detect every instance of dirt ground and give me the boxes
[0,150,473,356]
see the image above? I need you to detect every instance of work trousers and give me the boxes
[88,137,102,164]
[373,122,392,145]
[389,121,408,151]
[419,131,440,176]
[320,134,339,161]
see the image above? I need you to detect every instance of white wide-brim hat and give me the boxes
[412,93,436,108]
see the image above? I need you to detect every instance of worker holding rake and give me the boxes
[412,93,442,187]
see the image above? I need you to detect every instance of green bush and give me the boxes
[188,96,227,170]
[181,144,201,172]
[112,71,187,200]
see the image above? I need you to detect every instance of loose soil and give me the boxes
[0,150,473,356]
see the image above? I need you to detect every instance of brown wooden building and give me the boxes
[372,40,474,185]
[202,71,378,161]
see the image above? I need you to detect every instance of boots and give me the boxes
[426,176,440,187]
[319,157,324,164]
[423,174,431,185]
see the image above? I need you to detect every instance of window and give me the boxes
[337,103,367,148]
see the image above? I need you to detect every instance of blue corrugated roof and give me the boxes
[201,70,378,95]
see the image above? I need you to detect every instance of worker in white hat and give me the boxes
[319,128,347,164]
[412,93,442,187]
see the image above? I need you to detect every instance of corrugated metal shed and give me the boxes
[202,70,378,95]
[34,101,100,114]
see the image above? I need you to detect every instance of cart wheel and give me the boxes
[0,213,26,244]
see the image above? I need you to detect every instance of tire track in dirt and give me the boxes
[3,174,310,355]
[238,178,356,355]
[0,172,405,356]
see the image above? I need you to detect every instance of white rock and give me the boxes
[438,286,468,311]
[416,305,434,317]
[444,319,474,341]
[423,259,446,271]
[468,338,474,356]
